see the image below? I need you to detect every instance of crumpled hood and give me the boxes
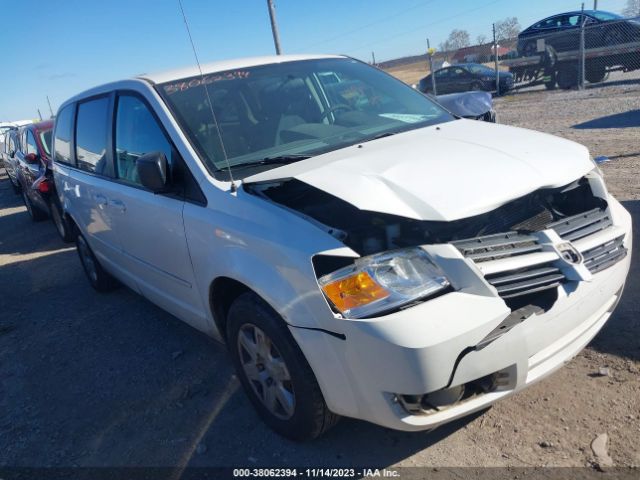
[244,119,594,221]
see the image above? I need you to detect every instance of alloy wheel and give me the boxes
[237,323,295,419]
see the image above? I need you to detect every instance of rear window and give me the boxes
[75,97,110,175]
[54,104,75,166]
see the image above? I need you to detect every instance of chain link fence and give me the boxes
[414,14,640,96]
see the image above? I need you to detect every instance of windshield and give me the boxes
[466,64,495,75]
[591,11,622,21]
[39,130,52,156]
[157,58,454,179]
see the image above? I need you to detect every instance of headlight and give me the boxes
[318,248,450,319]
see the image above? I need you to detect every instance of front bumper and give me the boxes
[291,196,632,431]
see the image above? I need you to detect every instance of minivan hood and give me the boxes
[244,119,593,222]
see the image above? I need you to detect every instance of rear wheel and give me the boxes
[50,198,75,243]
[585,64,606,84]
[557,64,579,90]
[227,292,339,441]
[76,234,119,292]
[22,188,47,221]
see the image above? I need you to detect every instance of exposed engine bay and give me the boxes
[246,176,607,256]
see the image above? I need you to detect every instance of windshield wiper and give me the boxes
[230,154,313,170]
[359,131,397,144]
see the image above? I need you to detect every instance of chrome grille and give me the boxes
[451,232,541,263]
[453,204,626,308]
[582,236,627,274]
[547,208,613,241]
[485,264,565,299]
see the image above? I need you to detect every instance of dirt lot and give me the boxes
[1,83,639,473]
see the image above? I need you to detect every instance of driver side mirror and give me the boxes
[25,152,40,164]
[137,151,169,193]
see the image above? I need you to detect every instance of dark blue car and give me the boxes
[517,10,640,57]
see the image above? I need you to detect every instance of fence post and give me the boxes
[427,38,437,95]
[493,23,500,96]
[579,3,586,90]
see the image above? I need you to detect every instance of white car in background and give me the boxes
[52,54,631,440]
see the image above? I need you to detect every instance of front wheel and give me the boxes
[22,188,47,221]
[227,292,339,441]
[9,173,21,195]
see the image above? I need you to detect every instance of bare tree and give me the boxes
[494,17,521,42]
[445,29,471,50]
[622,0,640,16]
[476,34,488,45]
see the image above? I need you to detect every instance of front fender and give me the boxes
[183,190,345,336]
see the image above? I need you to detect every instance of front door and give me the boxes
[107,92,207,330]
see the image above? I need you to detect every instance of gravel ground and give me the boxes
[1,82,639,473]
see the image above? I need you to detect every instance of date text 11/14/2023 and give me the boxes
[232,468,400,478]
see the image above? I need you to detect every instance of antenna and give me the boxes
[177,0,237,191]
[46,96,54,118]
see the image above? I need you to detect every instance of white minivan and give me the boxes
[53,55,631,440]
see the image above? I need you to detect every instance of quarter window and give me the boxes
[54,104,75,166]
[26,131,38,155]
[114,94,172,186]
[76,97,110,174]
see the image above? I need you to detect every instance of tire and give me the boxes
[227,292,339,441]
[22,188,47,222]
[50,198,75,243]
[585,64,606,84]
[557,65,579,90]
[10,178,21,194]
[76,234,119,292]
[8,172,21,194]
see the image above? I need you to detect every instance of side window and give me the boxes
[26,131,38,155]
[435,69,449,79]
[54,104,75,166]
[76,97,110,174]
[114,94,172,187]
[565,15,581,26]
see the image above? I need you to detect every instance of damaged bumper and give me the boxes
[291,196,631,431]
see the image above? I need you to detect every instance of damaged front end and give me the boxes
[246,168,629,422]
[247,168,627,321]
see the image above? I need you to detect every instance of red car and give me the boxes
[15,120,74,241]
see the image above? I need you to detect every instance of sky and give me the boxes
[0,0,629,121]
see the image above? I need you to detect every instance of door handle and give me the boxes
[110,199,126,213]
[95,194,108,206]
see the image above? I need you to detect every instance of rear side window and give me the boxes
[54,104,75,165]
[76,97,110,175]
[114,94,172,186]
[26,131,38,155]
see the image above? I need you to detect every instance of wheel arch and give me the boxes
[209,276,255,341]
